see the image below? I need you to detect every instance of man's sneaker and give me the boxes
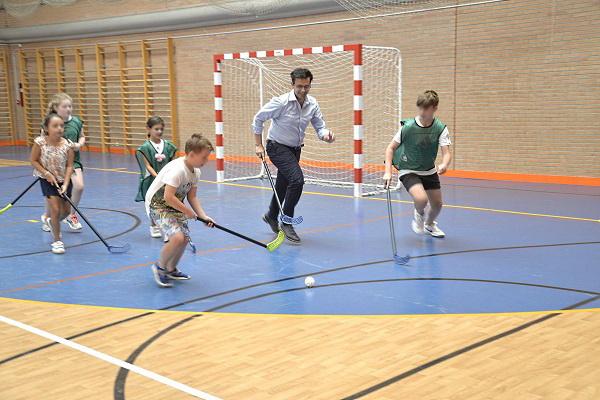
[63,213,82,231]
[152,264,173,288]
[51,241,65,254]
[150,225,162,238]
[280,223,301,244]
[41,214,51,232]
[425,222,445,238]
[166,269,191,280]
[262,213,279,234]
[163,234,170,243]
[411,209,425,235]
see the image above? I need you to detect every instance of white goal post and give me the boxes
[213,43,401,197]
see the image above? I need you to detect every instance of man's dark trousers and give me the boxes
[266,140,304,220]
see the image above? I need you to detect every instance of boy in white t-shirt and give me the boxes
[383,90,452,238]
[145,134,215,288]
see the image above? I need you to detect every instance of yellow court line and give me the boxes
[0,160,30,167]
[1,296,599,318]
[87,166,138,174]
[3,162,599,223]
[204,179,600,224]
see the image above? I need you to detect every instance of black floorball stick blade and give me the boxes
[394,254,410,265]
[58,187,130,254]
[107,243,131,254]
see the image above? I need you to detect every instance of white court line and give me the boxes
[0,314,222,400]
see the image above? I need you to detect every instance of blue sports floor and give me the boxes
[1,147,599,315]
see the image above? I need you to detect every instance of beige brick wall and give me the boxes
[2,0,599,177]
[1,1,209,28]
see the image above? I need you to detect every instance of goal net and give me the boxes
[214,44,401,197]
[333,0,453,20]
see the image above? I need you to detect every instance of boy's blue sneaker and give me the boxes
[152,264,173,288]
[166,269,191,280]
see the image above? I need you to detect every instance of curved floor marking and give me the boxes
[203,277,600,313]
[113,314,202,400]
[111,290,600,400]
[341,293,600,399]
[0,205,141,259]
[160,241,600,314]
[1,244,598,367]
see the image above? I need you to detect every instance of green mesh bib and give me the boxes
[392,118,446,171]
[63,116,84,169]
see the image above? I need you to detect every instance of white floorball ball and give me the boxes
[304,276,315,288]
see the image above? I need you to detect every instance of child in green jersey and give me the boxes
[135,116,178,239]
[383,90,452,238]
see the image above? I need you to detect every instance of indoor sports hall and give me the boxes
[0,1,599,399]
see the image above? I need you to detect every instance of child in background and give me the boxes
[31,113,75,254]
[135,116,178,238]
[40,93,85,232]
[145,134,214,288]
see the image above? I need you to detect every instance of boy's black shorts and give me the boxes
[400,173,441,191]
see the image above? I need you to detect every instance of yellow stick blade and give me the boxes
[0,203,13,215]
[267,230,285,252]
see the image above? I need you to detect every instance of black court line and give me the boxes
[0,205,141,259]
[111,283,599,400]
[202,278,600,313]
[2,240,599,366]
[113,314,201,400]
[340,294,600,400]
[4,275,598,367]
[0,259,390,365]
[408,240,600,260]
[158,240,600,313]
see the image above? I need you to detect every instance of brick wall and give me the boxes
[2,0,599,177]
[1,1,209,28]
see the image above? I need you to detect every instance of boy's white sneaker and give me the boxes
[51,241,65,254]
[411,209,425,235]
[425,222,445,238]
[150,226,162,238]
[41,214,51,232]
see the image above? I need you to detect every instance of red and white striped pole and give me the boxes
[214,55,224,182]
[351,44,363,197]
[214,44,364,194]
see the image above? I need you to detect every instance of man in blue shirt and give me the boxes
[253,68,335,243]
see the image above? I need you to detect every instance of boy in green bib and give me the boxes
[135,116,178,238]
[383,90,452,238]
